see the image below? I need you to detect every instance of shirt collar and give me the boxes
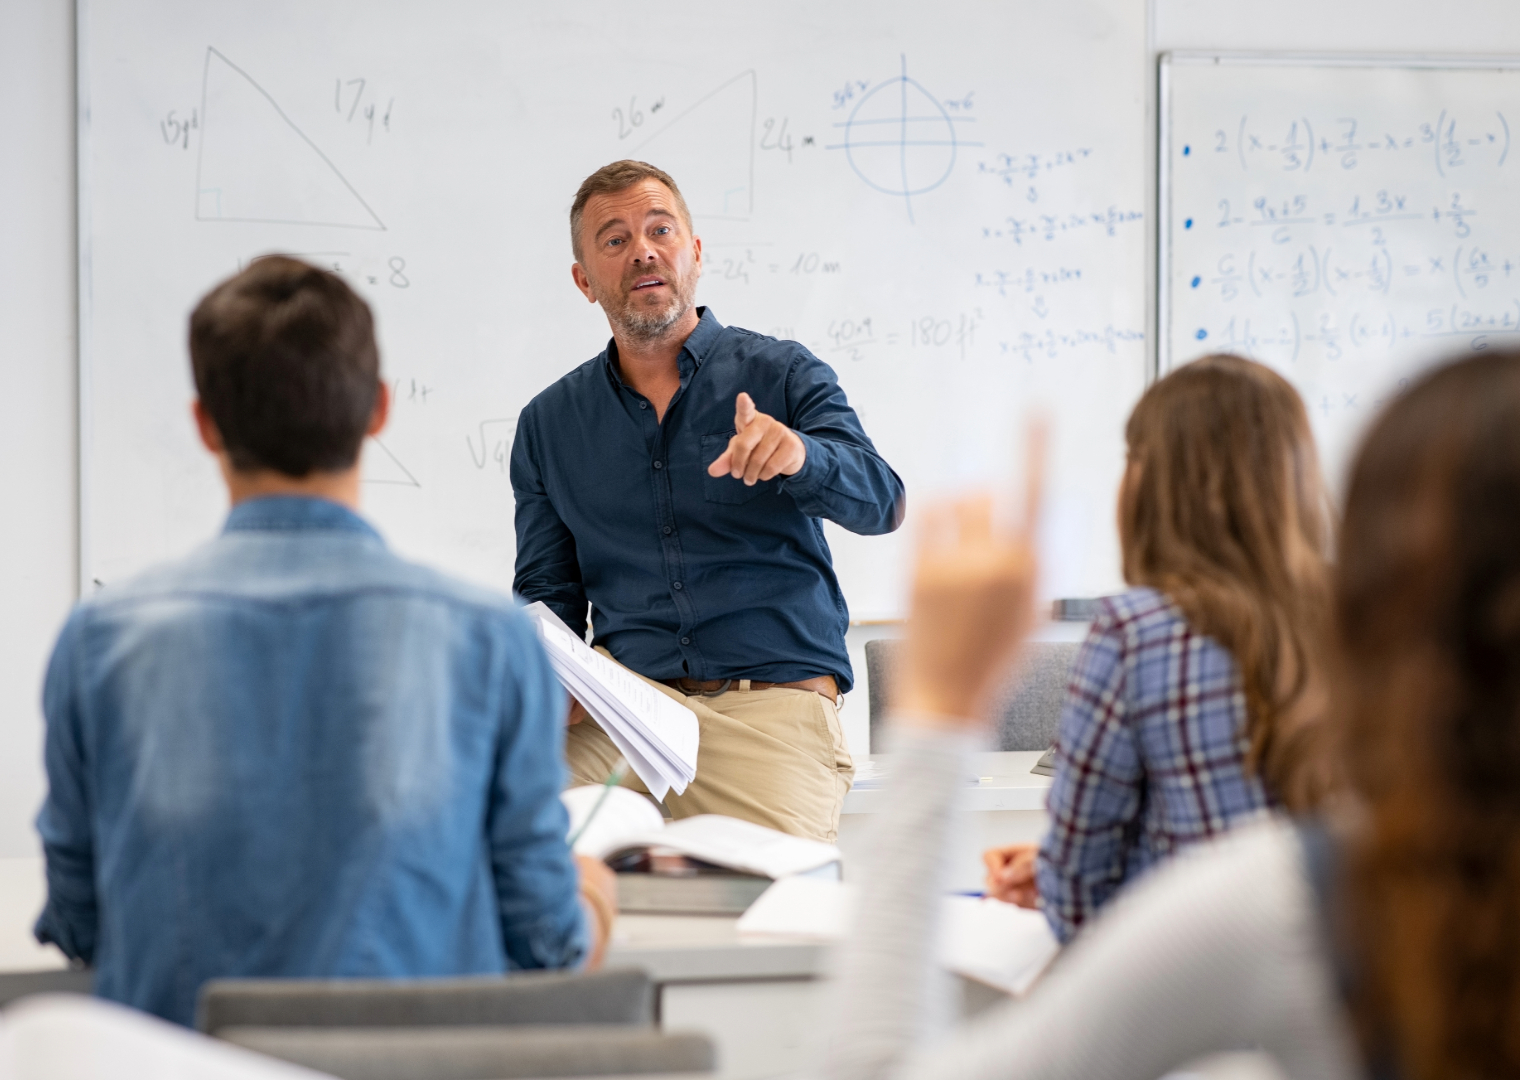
[223,496,384,542]
[603,306,724,387]
[680,306,724,363]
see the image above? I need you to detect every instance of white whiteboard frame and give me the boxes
[1157,51,1520,376]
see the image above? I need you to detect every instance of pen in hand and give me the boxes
[567,756,630,849]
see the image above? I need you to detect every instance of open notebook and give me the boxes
[523,602,699,800]
[561,786,842,879]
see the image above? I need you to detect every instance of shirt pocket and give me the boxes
[700,430,778,505]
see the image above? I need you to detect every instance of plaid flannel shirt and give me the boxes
[1036,587,1274,943]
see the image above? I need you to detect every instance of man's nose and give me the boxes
[631,240,661,264]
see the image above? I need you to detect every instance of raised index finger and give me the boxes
[734,392,758,431]
[1017,419,1049,545]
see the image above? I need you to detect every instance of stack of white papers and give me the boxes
[522,602,699,801]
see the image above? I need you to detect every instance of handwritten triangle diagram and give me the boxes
[362,436,419,487]
[196,47,384,230]
[635,71,755,221]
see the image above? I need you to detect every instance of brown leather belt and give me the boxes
[665,674,839,702]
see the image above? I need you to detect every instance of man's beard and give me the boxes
[602,268,696,343]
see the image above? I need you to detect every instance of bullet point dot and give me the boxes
[1196,328,1208,340]
[1190,275,1201,288]
[1184,218,1194,229]
[1183,145,1191,156]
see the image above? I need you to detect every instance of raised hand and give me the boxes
[706,392,807,485]
[896,425,1045,727]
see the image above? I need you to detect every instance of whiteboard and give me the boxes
[79,0,1149,619]
[1162,54,1520,484]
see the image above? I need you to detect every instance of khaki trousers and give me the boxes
[563,655,855,843]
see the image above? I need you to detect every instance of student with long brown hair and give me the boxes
[986,354,1333,940]
[820,349,1520,1080]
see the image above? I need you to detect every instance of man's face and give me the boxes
[572,179,702,341]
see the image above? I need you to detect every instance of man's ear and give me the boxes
[367,379,391,436]
[570,262,599,304]
[690,233,702,274]
[192,400,225,454]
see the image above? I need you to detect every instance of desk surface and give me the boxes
[607,914,825,983]
[614,751,1054,983]
[842,750,1051,814]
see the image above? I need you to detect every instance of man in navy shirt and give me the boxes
[511,161,904,841]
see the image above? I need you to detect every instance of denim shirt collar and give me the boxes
[223,496,384,543]
[603,306,724,389]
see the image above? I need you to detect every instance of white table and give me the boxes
[607,912,1009,1080]
[606,914,822,1080]
[0,756,1053,1079]
[839,750,1053,892]
[608,752,1053,1079]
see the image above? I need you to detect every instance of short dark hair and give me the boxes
[188,255,379,476]
[569,160,691,261]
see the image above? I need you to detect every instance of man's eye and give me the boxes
[655,225,671,236]
[607,237,623,247]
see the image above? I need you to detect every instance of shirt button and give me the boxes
[680,636,691,645]
[672,581,683,590]
[653,460,663,470]
[663,525,673,535]
[640,401,648,409]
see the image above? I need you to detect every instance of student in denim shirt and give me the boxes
[34,257,615,1026]
[985,356,1333,942]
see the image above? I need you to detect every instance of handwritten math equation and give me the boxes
[1185,110,1510,177]
[237,251,411,290]
[790,310,1144,368]
[1173,94,1520,404]
[976,146,1093,203]
[982,207,1144,244]
[809,311,984,363]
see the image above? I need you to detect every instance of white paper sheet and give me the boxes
[523,602,699,798]
[738,878,1060,995]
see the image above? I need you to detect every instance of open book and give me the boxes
[522,602,699,801]
[561,785,842,880]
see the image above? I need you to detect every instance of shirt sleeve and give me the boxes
[816,726,1360,1080]
[510,409,590,636]
[775,351,904,536]
[1037,616,1144,943]
[487,610,588,970]
[33,608,99,963]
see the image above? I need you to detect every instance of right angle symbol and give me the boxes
[829,56,979,224]
[634,71,757,221]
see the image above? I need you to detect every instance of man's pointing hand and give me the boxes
[706,392,807,485]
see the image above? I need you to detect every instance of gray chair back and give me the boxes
[197,969,653,1035]
[0,968,94,1009]
[864,638,1080,752]
[218,1024,715,1080]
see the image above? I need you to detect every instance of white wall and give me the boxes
[1153,0,1520,54]
[1,0,76,862]
[7,0,1520,932]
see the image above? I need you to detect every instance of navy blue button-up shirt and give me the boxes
[511,308,903,693]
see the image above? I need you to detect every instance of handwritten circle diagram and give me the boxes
[839,72,960,199]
